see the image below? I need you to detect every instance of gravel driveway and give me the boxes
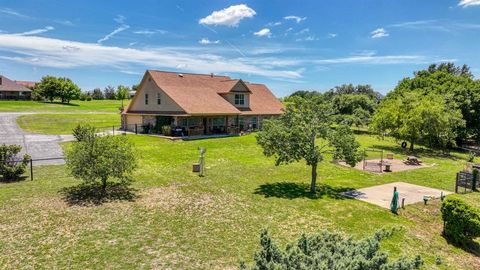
[0,113,74,165]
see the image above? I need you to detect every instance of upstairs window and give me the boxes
[145,93,149,105]
[157,93,161,105]
[234,94,245,105]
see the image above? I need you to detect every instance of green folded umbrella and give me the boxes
[390,187,399,213]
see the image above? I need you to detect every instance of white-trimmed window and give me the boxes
[234,94,245,105]
[145,93,149,105]
[157,93,161,105]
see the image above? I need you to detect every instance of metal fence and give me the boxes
[455,171,479,193]
[0,157,65,181]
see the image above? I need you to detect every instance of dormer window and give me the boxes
[235,94,245,105]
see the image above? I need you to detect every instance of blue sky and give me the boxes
[0,0,479,97]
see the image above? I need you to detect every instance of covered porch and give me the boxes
[172,115,239,136]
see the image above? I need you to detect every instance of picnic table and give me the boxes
[405,156,421,165]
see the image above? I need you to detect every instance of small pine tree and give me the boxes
[243,229,423,270]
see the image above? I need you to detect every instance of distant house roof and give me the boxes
[0,75,32,92]
[127,70,283,116]
[14,80,37,89]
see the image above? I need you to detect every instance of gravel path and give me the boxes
[0,113,74,165]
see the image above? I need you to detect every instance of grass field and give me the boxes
[0,100,128,113]
[0,134,479,269]
[17,113,121,134]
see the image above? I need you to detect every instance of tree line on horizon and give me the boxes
[285,62,480,149]
[31,75,139,103]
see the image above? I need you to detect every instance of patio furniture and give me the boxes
[405,156,421,165]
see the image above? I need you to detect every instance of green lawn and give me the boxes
[17,113,121,134]
[0,134,478,269]
[0,100,128,113]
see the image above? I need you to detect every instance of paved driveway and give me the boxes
[0,113,73,165]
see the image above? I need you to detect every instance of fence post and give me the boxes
[30,158,33,181]
[455,173,458,193]
[135,124,138,134]
[112,126,115,135]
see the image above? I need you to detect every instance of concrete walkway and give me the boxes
[0,113,74,165]
[342,182,452,209]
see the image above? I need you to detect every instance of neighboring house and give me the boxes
[14,80,37,89]
[0,75,33,100]
[122,70,284,136]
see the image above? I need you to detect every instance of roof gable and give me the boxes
[127,70,283,116]
[0,75,32,92]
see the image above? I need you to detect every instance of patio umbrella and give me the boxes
[390,187,399,214]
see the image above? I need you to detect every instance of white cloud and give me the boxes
[199,38,220,45]
[13,26,54,36]
[458,0,480,7]
[370,28,389,38]
[267,21,282,27]
[114,15,126,24]
[253,28,272,37]
[296,28,310,35]
[133,29,168,36]
[283,15,306,23]
[98,25,130,44]
[0,33,301,79]
[327,33,337,38]
[199,4,256,27]
[0,8,29,19]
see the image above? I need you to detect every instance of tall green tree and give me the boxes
[35,76,80,103]
[391,63,480,142]
[91,88,104,100]
[256,97,360,193]
[116,85,130,108]
[35,76,60,102]
[57,78,81,103]
[104,85,116,100]
[370,91,465,151]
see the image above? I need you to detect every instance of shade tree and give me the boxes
[256,97,360,193]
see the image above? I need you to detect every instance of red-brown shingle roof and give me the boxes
[129,70,283,115]
[0,75,32,92]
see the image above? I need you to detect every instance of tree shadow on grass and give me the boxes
[254,182,355,200]
[370,144,459,160]
[443,235,480,257]
[60,182,138,206]
[40,101,80,106]
[0,175,28,183]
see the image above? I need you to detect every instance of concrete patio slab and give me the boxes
[341,182,452,209]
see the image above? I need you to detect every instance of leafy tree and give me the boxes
[256,97,360,193]
[0,144,30,181]
[391,63,480,142]
[242,229,423,270]
[35,76,80,103]
[104,85,116,100]
[371,91,464,151]
[72,124,96,142]
[131,84,140,92]
[66,134,137,192]
[116,85,130,108]
[35,76,60,102]
[57,77,81,103]
[91,88,104,100]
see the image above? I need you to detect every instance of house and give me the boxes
[122,70,284,136]
[0,75,33,100]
